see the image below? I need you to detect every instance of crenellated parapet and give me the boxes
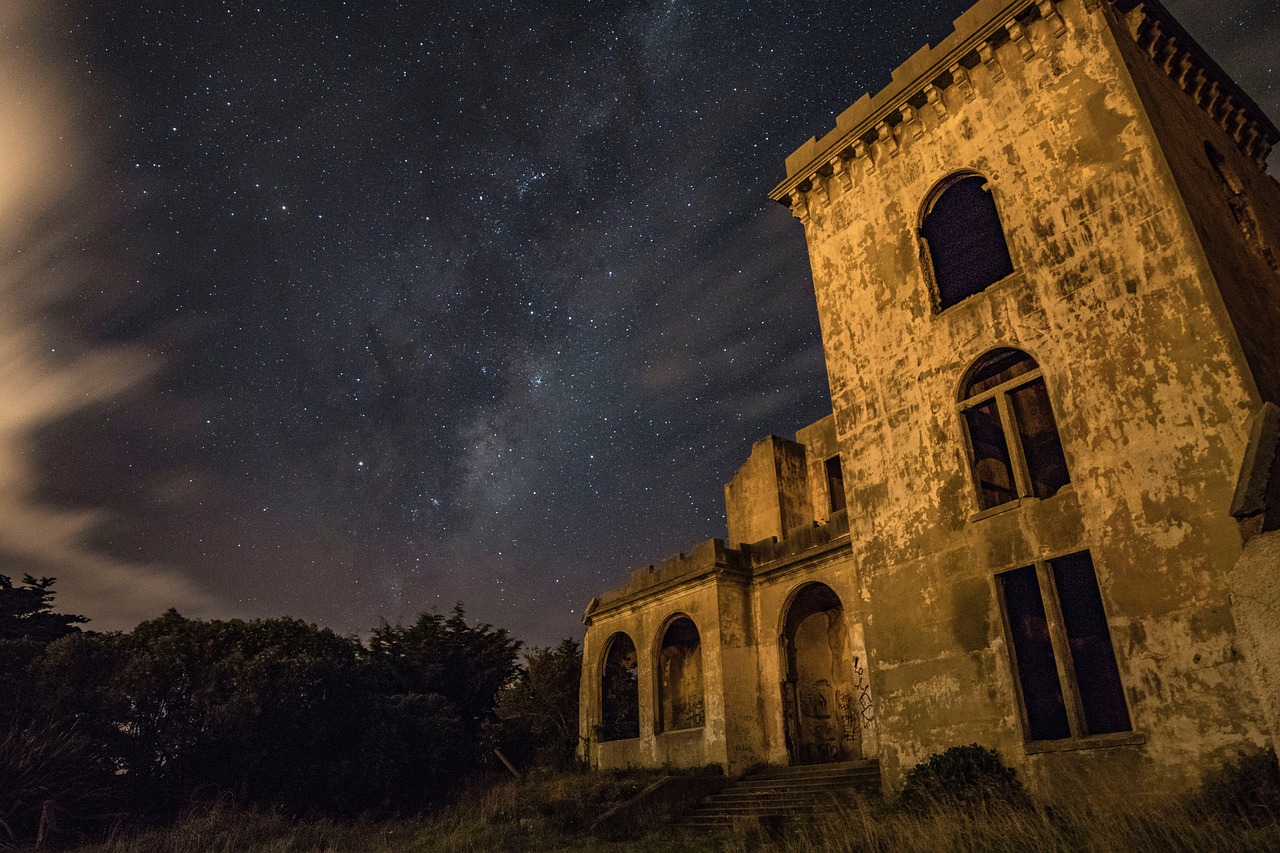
[581,538,748,626]
[771,0,1072,220]
[1114,1,1277,168]
[770,0,1278,222]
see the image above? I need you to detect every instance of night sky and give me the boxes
[2,1,1275,647]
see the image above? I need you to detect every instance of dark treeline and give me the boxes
[0,574,581,847]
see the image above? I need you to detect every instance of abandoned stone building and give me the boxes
[578,0,1280,795]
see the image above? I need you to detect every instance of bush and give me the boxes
[1201,747,1280,824]
[0,717,121,846]
[897,743,1030,812]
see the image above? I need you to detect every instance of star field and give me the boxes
[7,0,1276,646]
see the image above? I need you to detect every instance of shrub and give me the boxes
[1200,747,1280,824]
[0,717,121,846]
[897,743,1030,812]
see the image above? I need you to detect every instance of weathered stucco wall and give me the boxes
[775,0,1272,792]
[580,0,1279,796]
[1105,3,1280,405]
[724,436,812,548]
[582,421,864,775]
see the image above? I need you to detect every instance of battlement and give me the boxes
[581,538,746,625]
[1114,0,1276,165]
[769,0,1277,210]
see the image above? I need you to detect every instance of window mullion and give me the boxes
[957,368,1044,411]
[995,391,1033,498]
[1037,561,1086,738]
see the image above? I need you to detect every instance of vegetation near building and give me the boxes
[579,0,1280,799]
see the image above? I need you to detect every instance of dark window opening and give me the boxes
[600,633,639,741]
[1267,438,1280,534]
[1051,552,1131,735]
[960,348,1070,511]
[998,552,1132,743]
[825,455,847,513]
[964,400,1017,509]
[921,174,1015,310]
[1000,566,1071,741]
[1009,379,1071,499]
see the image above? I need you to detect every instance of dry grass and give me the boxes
[729,796,1280,853]
[66,770,680,853]
[64,767,1280,853]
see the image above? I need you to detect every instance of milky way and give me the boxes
[6,0,1276,646]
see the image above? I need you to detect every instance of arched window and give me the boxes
[921,174,1015,310]
[657,616,704,732]
[599,633,639,741]
[959,348,1070,511]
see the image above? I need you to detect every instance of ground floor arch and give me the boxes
[781,582,861,764]
[599,632,639,741]
[657,615,705,732]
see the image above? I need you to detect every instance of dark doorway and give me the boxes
[781,583,861,764]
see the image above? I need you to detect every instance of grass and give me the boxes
[66,769,688,853]
[62,764,1280,853]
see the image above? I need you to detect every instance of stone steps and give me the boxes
[676,760,880,831]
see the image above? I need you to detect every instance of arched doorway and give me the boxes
[781,583,860,764]
[657,615,705,731]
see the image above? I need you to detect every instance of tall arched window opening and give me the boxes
[959,348,1070,511]
[599,633,639,741]
[921,174,1015,309]
[657,616,704,732]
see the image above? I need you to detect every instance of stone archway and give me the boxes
[599,632,639,741]
[781,583,860,765]
[657,616,705,732]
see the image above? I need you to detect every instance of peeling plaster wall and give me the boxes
[790,0,1270,792]
[725,435,812,548]
[797,414,842,524]
[1102,6,1280,405]
[579,0,1278,794]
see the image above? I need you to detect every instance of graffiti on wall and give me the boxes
[670,698,706,728]
[852,655,874,728]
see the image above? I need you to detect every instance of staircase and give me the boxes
[676,760,880,831]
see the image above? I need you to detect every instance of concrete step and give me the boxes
[731,776,877,793]
[692,803,819,813]
[675,760,881,832]
[706,788,845,801]
[749,759,879,779]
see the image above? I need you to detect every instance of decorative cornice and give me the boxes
[768,0,1279,218]
[1116,0,1277,168]
[769,0,1052,212]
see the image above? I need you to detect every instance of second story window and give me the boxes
[959,348,1070,512]
[921,173,1015,310]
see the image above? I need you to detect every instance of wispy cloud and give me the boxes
[0,1,219,629]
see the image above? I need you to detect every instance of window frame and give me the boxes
[957,355,1070,517]
[919,172,1017,312]
[994,555,1143,753]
